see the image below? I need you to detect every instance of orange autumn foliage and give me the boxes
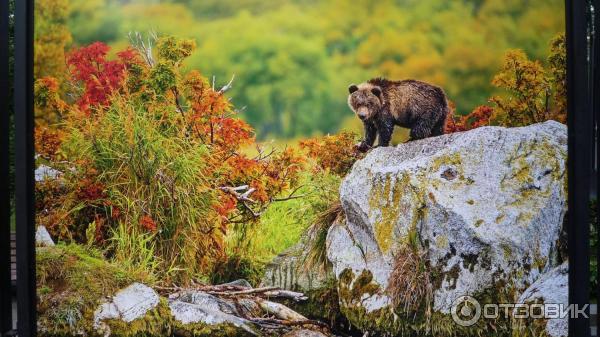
[300,132,364,176]
[34,37,305,281]
[444,105,494,133]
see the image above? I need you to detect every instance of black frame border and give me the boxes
[594,0,600,331]
[4,0,597,336]
[14,0,36,335]
[566,0,593,336]
[0,0,14,333]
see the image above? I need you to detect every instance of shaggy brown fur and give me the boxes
[348,78,449,151]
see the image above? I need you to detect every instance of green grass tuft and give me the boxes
[37,243,150,335]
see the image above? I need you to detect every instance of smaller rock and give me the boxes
[262,232,332,291]
[35,226,55,246]
[94,283,160,335]
[516,262,568,337]
[221,279,252,288]
[170,291,257,335]
[35,164,61,182]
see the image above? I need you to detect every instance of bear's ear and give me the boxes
[348,84,359,94]
[371,87,382,98]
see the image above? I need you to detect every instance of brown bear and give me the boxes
[348,78,449,152]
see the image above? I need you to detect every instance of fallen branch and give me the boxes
[208,286,278,296]
[262,290,309,302]
[249,317,330,330]
[256,298,307,321]
[162,283,330,335]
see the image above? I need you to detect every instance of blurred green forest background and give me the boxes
[39,0,564,139]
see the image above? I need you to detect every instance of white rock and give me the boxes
[35,164,61,182]
[327,121,567,331]
[93,283,159,335]
[169,291,257,335]
[35,226,55,246]
[516,262,568,337]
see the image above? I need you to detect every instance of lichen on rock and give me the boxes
[93,283,168,337]
[326,121,568,335]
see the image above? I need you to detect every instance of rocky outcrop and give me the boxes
[89,282,332,337]
[261,232,332,291]
[326,121,568,334]
[169,291,258,336]
[260,233,345,331]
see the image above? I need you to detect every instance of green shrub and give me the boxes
[227,172,341,265]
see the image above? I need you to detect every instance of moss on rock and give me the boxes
[101,298,172,337]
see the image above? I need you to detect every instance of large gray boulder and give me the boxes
[326,121,567,334]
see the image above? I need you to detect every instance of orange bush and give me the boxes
[444,105,494,133]
[34,37,305,281]
[300,132,364,176]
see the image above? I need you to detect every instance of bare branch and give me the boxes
[218,74,236,94]
[219,185,256,203]
[128,31,156,67]
[249,317,329,330]
[219,185,261,218]
[252,146,276,161]
[272,194,308,202]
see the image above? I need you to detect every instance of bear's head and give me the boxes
[347,83,383,121]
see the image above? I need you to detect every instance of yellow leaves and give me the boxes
[34,0,72,125]
[34,76,69,123]
[490,35,567,127]
[156,36,196,65]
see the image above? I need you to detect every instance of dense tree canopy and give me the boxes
[54,0,565,138]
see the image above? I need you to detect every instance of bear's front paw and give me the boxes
[354,141,371,153]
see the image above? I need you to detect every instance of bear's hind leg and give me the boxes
[409,119,434,141]
[431,117,445,137]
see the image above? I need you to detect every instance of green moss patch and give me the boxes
[102,298,172,337]
[37,243,150,336]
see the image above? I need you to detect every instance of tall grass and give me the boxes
[62,95,222,282]
[304,200,344,272]
[225,172,341,273]
[107,222,161,282]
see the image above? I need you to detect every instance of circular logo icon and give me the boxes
[451,295,481,327]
